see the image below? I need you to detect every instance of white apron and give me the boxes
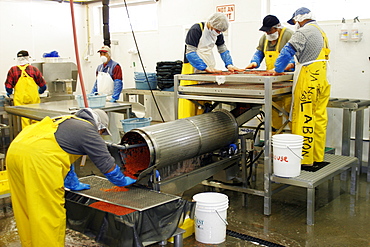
[196,25,218,72]
[97,70,114,95]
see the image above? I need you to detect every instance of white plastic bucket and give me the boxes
[193,192,229,244]
[272,134,303,177]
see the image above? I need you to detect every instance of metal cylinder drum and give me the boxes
[120,109,238,171]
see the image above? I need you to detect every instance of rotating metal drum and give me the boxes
[120,109,238,179]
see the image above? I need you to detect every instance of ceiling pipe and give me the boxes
[102,0,111,47]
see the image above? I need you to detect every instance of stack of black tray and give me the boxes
[156,60,183,91]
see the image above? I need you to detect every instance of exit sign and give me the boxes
[216,4,235,21]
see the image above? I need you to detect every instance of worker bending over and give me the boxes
[179,13,242,118]
[273,7,331,167]
[6,108,136,247]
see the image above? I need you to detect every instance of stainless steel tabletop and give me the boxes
[72,176,180,211]
[5,100,132,121]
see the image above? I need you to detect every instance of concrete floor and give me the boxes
[1,157,370,247]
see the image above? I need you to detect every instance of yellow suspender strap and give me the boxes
[199,22,204,31]
[17,65,29,76]
[309,24,329,49]
[276,27,286,50]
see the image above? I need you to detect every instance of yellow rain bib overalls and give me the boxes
[6,115,90,247]
[178,22,210,118]
[291,24,330,165]
[264,28,292,131]
[14,65,41,129]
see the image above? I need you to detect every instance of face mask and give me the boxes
[17,57,29,65]
[100,56,108,63]
[294,22,301,31]
[211,29,220,36]
[266,31,279,41]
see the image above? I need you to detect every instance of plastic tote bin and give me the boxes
[135,72,157,90]
[76,94,107,109]
[121,117,152,132]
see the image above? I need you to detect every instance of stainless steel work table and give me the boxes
[5,99,132,139]
[271,154,358,225]
[174,72,294,217]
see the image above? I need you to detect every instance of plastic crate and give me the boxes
[135,80,157,90]
[120,117,152,132]
[76,94,107,109]
[135,72,157,90]
[0,170,10,196]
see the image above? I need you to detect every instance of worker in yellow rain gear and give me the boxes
[6,108,136,247]
[273,7,331,168]
[5,50,47,128]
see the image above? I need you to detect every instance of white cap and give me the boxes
[92,109,112,136]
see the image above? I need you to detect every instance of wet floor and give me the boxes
[1,157,370,246]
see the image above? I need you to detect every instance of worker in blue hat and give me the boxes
[272,7,331,168]
[245,15,295,131]
[6,108,136,246]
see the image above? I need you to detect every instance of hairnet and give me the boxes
[208,13,229,32]
[92,109,112,136]
[287,7,314,25]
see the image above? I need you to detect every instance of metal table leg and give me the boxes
[173,232,184,247]
[350,164,357,195]
[355,110,364,174]
[341,108,351,156]
[307,187,315,225]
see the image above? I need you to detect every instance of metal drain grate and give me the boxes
[227,230,286,247]
[70,175,180,211]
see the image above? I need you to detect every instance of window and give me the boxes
[270,0,370,22]
[94,2,158,35]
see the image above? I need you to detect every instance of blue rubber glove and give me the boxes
[274,43,296,73]
[110,98,116,103]
[38,85,47,94]
[104,165,137,187]
[220,50,233,68]
[186,51,207,71]
[112,79,123,101]
[5,88,13,97]
[250,50,265,68]
[64,165,90,191]
[91,81,98,94]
